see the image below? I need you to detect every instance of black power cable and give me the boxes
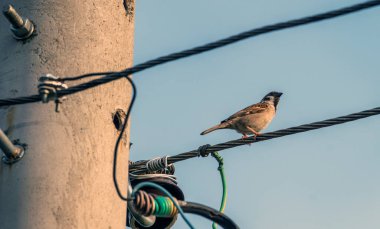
[179,200,240,229]
[113,75,136,201]
[1,0,379,107]
[129,107,380,174]
[59,72,118,82]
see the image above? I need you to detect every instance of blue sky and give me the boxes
[130,1,380,228]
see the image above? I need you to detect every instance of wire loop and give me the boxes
[211,152,224,171]
[198,144,211,157]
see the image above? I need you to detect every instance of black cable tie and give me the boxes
[198,144,211,157]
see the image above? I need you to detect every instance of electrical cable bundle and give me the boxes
[132,182,239,229]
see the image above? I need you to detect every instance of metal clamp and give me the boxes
[0,128,25,165]
[2,4,34,40]
[38,74,68,112]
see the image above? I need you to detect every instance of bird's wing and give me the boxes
[221,102,269,123]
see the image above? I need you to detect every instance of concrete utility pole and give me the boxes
[0,1,134,228]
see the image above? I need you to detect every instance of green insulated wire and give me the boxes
[211,152,228,229]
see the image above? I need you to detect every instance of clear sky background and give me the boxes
[130,1,380,228]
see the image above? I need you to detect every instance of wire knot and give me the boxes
[38,74,68,112]
[198,144,211,157]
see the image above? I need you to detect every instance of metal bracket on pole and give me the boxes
[38,74,68,112]
[0,128,25,165]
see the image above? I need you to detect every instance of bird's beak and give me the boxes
[276,92,283,97]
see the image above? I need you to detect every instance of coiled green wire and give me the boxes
[154,195,177,217]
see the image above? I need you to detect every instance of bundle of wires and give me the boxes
[132,182,239,229]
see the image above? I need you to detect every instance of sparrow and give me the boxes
[200,91,283,138]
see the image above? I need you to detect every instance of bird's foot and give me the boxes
[241,134,252,146]
[253,132,260,140]
[241,134,248,139]
[246,127,260,141]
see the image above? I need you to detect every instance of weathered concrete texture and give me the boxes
[0,0,134,228]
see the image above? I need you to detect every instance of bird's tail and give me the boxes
[200,123,228,135]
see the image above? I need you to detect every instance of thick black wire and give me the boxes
[129,107,380,174]
[59,72,117,82]
[1,0,379,107]
[179,201,240,229]
[113,75,136,201]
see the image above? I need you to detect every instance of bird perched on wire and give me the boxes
[200,91,283,138]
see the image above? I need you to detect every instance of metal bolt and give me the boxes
[0,128,24,164]
[41,91,50,103]
[3,5,24,27]
[2,4,34,40]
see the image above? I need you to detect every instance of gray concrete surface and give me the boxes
[0,0,134,228]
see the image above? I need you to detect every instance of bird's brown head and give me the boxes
[261,91,283,109]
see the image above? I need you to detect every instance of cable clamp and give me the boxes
[198,144,211,157]
[38,74,68,112]
[146,156,169,173]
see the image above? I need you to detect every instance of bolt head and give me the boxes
[10,18,34,40]
[2,146,24,165]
